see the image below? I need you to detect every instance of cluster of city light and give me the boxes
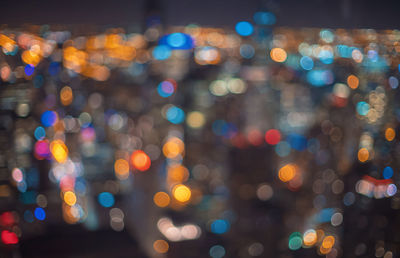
[289,229,337,255]
[33,107,93,225]
[356,175,397,199]
[109,208,125,232]
[209,78,247,96]
[357,131,376,162]
[161,135,193,205]
[0,30,147,82]
[278,163,303,189]
[51,158,87,224]
[0,25,398,92]
[157,217,201,242]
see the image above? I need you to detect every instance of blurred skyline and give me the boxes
[1,1,400,257]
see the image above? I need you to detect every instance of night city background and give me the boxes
[1,0,400,257]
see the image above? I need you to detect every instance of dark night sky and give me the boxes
[1,0,400,29]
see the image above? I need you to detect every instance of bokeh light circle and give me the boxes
[235,21,254,36]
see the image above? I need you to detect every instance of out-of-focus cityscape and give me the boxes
[1,1,400,257]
